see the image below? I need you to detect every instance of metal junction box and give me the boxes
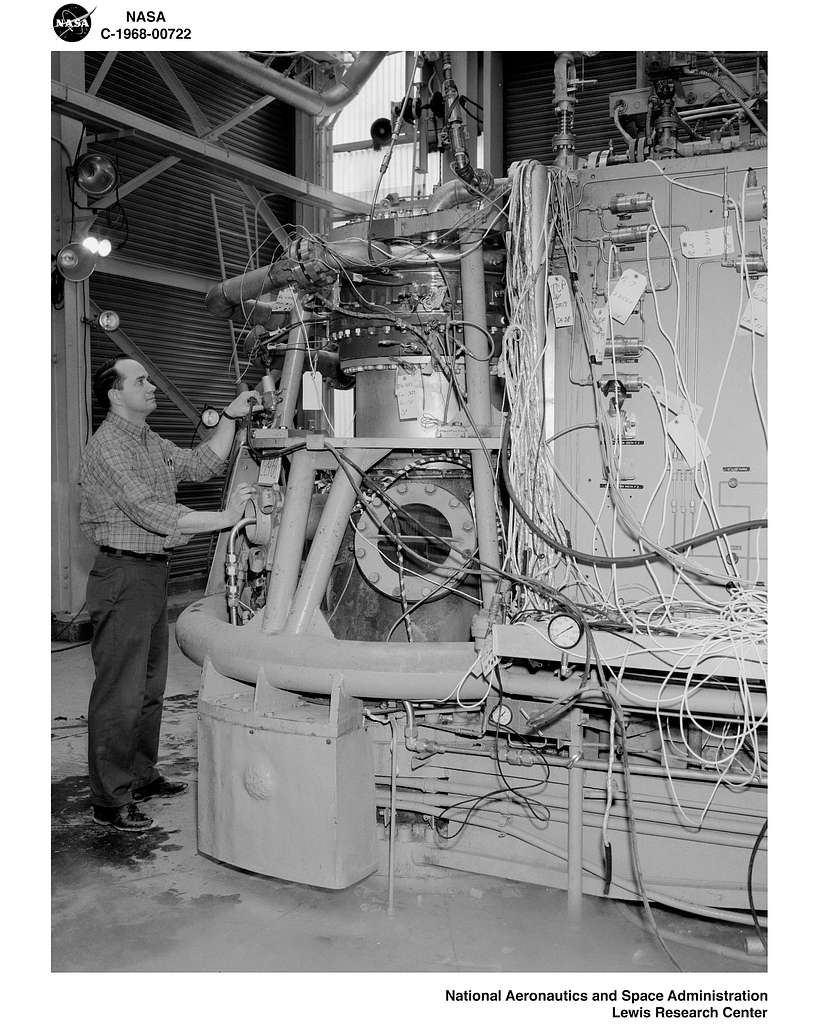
[197,657,376,889]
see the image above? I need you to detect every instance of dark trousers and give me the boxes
[86,551,169,808]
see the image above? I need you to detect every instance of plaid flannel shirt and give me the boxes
[80,411,225,553]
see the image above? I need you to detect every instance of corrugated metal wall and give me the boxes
[503,52,640,164]
[83,52,295,587]
[502,51,763,165]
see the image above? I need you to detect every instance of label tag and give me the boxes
[395,366,422,420]
[590,306,608,361]
[680,226,735,259]
[667,411,710,468]
[760,218,768,264]
[421,372,445,425]
[740,276,767,336]
[547,275,574,327]
[258,458,281,487]
[302,370,323,410]
[608,269,647,324]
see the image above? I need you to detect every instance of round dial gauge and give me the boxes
[488,702,513,727]
[97,309,120,332]
[200,406,221,429]
[547,613,583,650]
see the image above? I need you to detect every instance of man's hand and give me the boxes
[224,390,260,419]
[224,482,258,527]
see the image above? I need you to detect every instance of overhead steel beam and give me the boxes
[93,97,280,213]
[88,299,202,426]
[88,52,117,96]
[52,80,369,215]
[144,52,212,137]
[96,258,213,293]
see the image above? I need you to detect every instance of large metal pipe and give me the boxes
[284,449,387,634]
[459,231,500,608]
[191,51,388,117]
[176,595,767,717]
[262,452,317,634]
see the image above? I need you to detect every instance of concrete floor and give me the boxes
[51,629,766,975]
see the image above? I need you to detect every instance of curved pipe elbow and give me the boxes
[191,51,388,117]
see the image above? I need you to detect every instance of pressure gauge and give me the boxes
[488,702,513,727]
[201,406,221,429]
[546,613,583,650]
[97,309,120,332]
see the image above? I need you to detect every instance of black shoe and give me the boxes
[133,776,189,802]
[93,802,155,832]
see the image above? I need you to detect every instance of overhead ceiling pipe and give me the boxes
[190,51,389,117]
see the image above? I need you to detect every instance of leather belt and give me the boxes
[99,546,169,563]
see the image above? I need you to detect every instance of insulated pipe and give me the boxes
[427,179,511,214]
[191,51,388,117]
[284,448,387,634]
[205,263,300,320]
[176,596,767,717]
[262,451,317,634]
[459,231,500,608]
[274,309,308,429]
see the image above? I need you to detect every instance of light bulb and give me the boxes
[97,239,112,257]
[81,236,100,254]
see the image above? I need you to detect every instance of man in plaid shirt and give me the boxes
[80,357,257,832]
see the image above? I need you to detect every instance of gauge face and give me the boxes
[488,702,513,727]
[98,309,120,332]
[547,613,583,650]
[201,407,221,429]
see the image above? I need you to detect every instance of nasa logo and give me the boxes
[53,4,95,41]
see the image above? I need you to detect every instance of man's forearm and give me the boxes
[204,416,238,463]
[177,509,231,535]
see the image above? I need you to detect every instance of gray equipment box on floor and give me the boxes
[197,657,376,889]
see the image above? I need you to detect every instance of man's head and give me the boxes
[93,358,157,423]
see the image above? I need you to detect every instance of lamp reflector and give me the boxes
[74,154,119,198]
[56,243,96,282]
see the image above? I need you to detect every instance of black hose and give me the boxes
[747,819,768,953]
[500,416,767,570]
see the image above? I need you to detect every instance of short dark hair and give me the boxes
[93,358,125,410]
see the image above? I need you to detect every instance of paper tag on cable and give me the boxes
[590,307,608,361]
[394,366,422,420]
[740,276,767,336]
[301,370,323,410]
[760,219,768,265]
[667,411,710,468]
[608,269,646,324]
[547,275,574,327]
[680,226,735,259]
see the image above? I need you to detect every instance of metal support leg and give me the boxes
[262,451,317,633]
[285,449,386,635]
[567,707,585,919]
[459,232,500,608]
[274,308,308,428]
